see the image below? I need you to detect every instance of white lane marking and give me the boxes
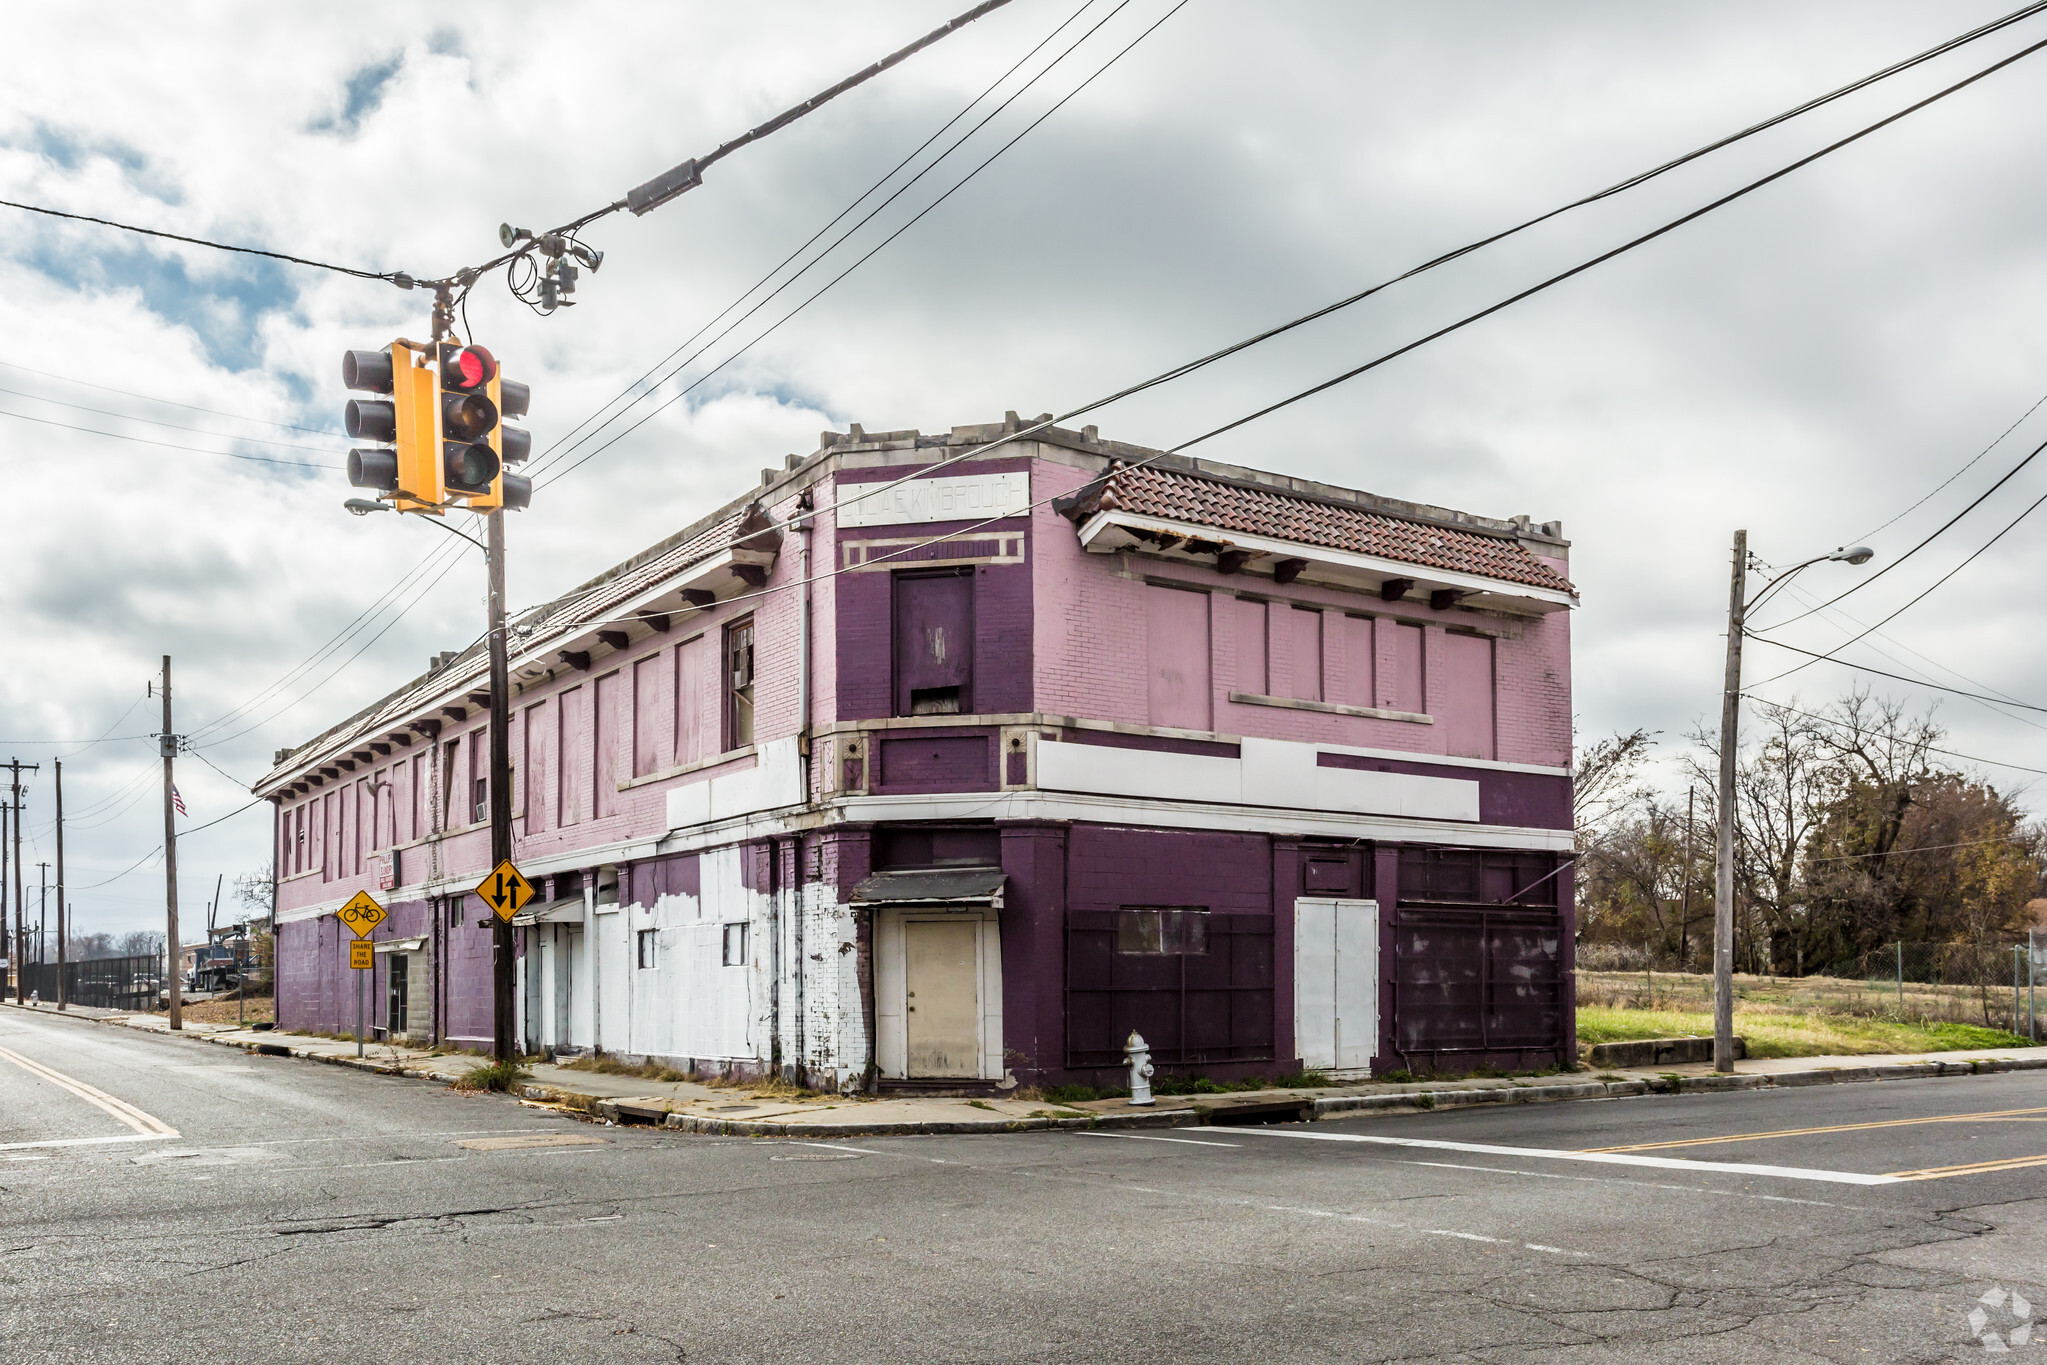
[0,1132,177,1153]
[0,1043,179,1138]
[1252,1199,1587,1257]
[1398,1160,1849,1207]
[786,1142,890,1156]
[1238,1128,1901,1186]
[1076,1131,1242,1148]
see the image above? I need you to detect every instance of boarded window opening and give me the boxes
[1116,907,1210,956]
[909,685,962,715]
[893,569,974,718]
[722,922,749,967]
[637,929,657,969]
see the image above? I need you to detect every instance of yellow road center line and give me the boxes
[1887,1152,2047,1180]
[0,1043,179,1137]
[1582,1106,2047,1153]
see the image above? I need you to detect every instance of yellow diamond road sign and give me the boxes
[338,891,387,939]
[475,859,536,922]
[348,939,374,970]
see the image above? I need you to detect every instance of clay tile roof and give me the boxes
[1095,464,1575,596]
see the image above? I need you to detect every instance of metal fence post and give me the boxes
[1896,940,1904,1013]
[2016,945,2024,1037]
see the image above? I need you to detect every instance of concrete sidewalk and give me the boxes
[8,999,2042,1136]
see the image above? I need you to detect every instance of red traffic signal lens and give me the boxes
[441,345,497,392]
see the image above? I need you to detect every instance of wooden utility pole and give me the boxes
[4,760,38,1003]
[54,758,65,1010]
[159,656,182,1031]
[3,798,11,1002]
[1714,531,1746,1075]
[487,508,515,1063]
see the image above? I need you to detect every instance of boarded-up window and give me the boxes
[412,753,429,841]
[725,619,756,748]
[1438,632,1495,760]
[893,570,972,717]
[441,738,459,832]
[1066,910,1274,1068]
[392,762,410,845]
[1387,621,1424,713]
[594,671,621,817]
[557,686,586,827]
[1233,597,1266,695]
[355,779,370,874]
[1145,585,1210,730]
[371,769,388,849]
[632,655,664,777]
[321,793,334,881]
[1288,607,1323,702]
[523,702,548,835]
[676,635,709,766]
[1341,615,1375,709]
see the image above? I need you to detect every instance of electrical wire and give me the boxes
[433,0,1021,293]
[535,0,1185,491]
[1764,429,2047,631]
[1805,833,2031,863]
[0,405,341,470]
[527,0,1105,473]
[1744,696,2047,778]
[545,1,2047,541]
[1751,481,2047,687]
[1851,382,2047,543]
[0,358,337,435]
[0,383,345,454]
[70,845,161,892]
[0,197,408,283]
[1748,638,2047,713]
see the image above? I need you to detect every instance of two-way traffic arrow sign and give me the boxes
[474,859,536,922]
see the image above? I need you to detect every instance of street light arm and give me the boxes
[420,516,487,554]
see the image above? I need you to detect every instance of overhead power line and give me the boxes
[1851,381,2047,543]
[0,383,345,454]
[1751,474,2047,687]
[519,16,2047,644]
[1743,696,2047,779]
[529,0,1109,475]
[0,196,406,283]
[0,405,341,469]
[0,358,337,435]
[442,0,1021,300]
[1765,432,2047,631]
[1749,638,2047,714]
[534,0,1176,488]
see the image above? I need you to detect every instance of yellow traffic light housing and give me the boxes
[345,341,445,514]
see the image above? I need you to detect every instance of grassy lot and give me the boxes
[1577,1003,2032,1059]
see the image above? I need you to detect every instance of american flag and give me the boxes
[171,785,188,818]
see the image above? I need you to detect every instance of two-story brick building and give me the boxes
[259,414,1577,1089]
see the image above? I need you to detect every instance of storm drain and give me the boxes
[1200,1100,1313,1127]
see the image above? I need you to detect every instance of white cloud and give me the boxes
[3,1,2046,932]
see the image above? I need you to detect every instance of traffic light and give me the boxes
[344,341,443,513]
[438,343,532,513]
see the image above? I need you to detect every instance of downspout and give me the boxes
[794,491,813,1087]
[268,799,279,1026]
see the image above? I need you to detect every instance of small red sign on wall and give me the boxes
[376,855,395,892]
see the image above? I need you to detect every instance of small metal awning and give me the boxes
[850,867,1006,908]
[511,896,586,927]
[373,936,427,954]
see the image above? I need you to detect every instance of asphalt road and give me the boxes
[3,1007,2043,1364]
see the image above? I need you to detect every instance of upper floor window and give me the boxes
[725,618,755,749]
[894,569,973,716]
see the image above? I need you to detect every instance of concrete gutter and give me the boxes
[10,1001,2042,1137]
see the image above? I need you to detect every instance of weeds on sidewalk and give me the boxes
[452,1060,531,1093]
[557,1053,689,1083]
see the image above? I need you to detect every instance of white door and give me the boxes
[905,919,980,1078]
[1295,898,1379,1071]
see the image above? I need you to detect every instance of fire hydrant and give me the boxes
[1125,1030,1155,1106]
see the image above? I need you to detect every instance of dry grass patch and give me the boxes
[1578,1003,2031,1059]
[556,1053,689,1083]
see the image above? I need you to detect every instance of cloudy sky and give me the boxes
[3,1,2045,938]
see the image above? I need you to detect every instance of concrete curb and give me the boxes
[13,1002,2042,1137]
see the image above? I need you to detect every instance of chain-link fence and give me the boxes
[1576,932,2044,1038]
[1854,934,2042,1039]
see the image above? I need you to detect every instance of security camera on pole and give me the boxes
[339,291,534,1064]
[1712,535,1874,1072]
